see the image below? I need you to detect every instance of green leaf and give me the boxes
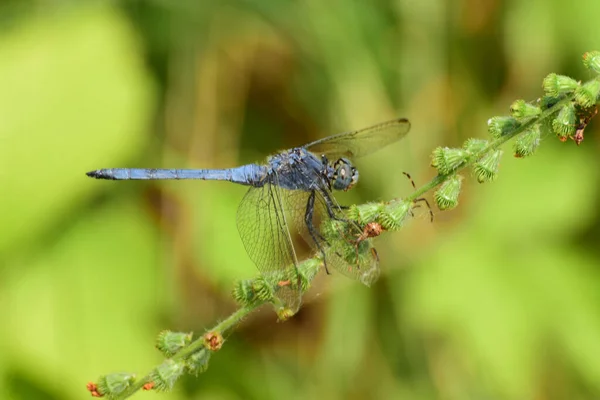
[0,199,169,399]
[0,5,155,254]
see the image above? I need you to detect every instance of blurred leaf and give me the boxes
[190,184,256,284]
[403,146,600,398]
[472,145,599,240]
[0,4,155,255]
[0,197,186,399]
[317,283,374,396]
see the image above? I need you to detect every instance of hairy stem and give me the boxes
[402,95,572,204]
[116,305,260,399]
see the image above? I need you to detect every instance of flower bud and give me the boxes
[574,80,600,108]
[487,116,520,139]
[187,349,211,375]
[463,138,489,154]
[434,175,463,210]
[473,150,503,183]
[156,331,193,357]
[582,51,600,74]
[150,360,185,392]
[552,103,577,141]
[510,99,541,118]
[95,373,136,397]
[513,125,541,158]
[543,73,579,96]
[431,147,469,175]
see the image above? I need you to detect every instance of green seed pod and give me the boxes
[574,80,600,108]
[187,349,211,376]
[431,147,469,175]
[297,258,322,291]
[510,99,541,118]
[513,125,541,158]
[352,202,385,224]
[473,150,503,183]
[380,200,412,231]
[552,103,577,140]
[434,175,463,210]
[582,51,600,74]
[463,138,489,154]
[252,276,276,302]
[232,279,254,305]
[150,360,185,392]
[542,73,579,97]
[156,331,193,357]
[95,373,136,398]
[487,116,520,139]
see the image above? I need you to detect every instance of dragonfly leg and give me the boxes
[414,198,434,222]
[402,172,434,222]
[305,191,331,274]
[320,190,350,223]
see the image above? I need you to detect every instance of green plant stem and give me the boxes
[115,305,261,399]
[401,95,572,204]
[403,174,446,202]
[111,91,575,400]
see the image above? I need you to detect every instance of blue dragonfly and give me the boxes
[87,118,411,314]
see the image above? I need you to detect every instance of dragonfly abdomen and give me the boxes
[86,165,268,185]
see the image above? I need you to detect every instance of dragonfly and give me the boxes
[87,118,411,315]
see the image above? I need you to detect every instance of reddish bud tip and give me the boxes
[357,222,384,242]
[574,130,584,145]
[204,332,224,351]
[86,382,103,397]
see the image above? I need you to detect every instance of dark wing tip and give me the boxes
[393,117,411,131]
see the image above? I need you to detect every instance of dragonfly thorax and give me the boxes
[331,157,358,191]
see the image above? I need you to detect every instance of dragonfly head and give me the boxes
[331,158,359,191]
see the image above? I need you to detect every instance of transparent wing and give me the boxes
[236,182,302,313]
[281,181,380,286]
[311,190,380,286]
[275,159,381,286]
[304,118,410,160]
[254,182,379,287]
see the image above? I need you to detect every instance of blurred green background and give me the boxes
[1,1,600,399]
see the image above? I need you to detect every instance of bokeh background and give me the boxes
[2,1,600,399]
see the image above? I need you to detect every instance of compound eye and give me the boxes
[332,158,358,191]
[349,167,359,189]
